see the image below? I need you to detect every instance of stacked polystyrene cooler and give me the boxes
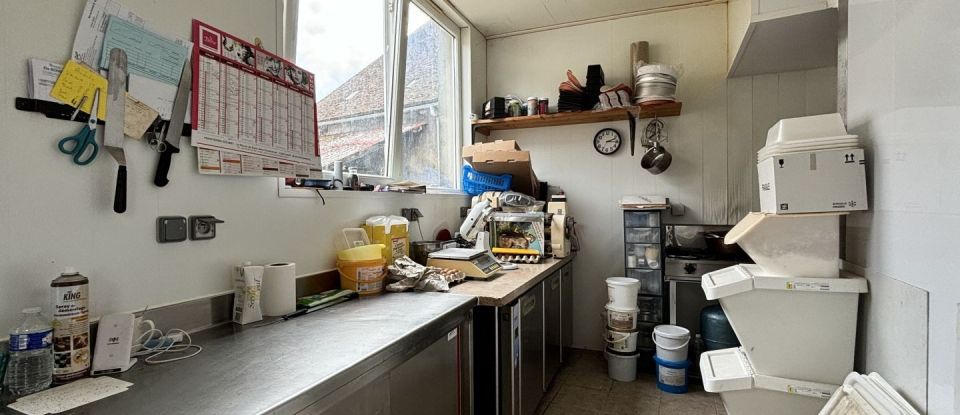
[698,212,868,415]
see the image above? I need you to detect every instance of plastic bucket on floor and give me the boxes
[605,348,640,382]
[606,277,640,309]
[652,325,690,362]
[654,355,689,394]
[604,304,639,330]
[604,326,640,353]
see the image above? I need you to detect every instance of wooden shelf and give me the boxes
[472,102,682,136]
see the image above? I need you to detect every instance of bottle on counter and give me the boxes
[50,267,90,383]
[4,307,53,396]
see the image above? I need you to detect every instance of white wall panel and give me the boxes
[0,0,469,332]
[485,3,837,349]
[844,0,960,412]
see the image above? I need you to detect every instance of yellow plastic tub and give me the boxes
[337,244,385,261]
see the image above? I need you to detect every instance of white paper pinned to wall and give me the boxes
[71,0,193,120]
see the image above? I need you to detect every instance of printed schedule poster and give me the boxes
[190,20,322,178]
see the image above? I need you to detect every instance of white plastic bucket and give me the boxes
[604,326,639,353]
[604,304,639,330]
[606,277,640,309]
[605,348,640,382]
[652,325,690,362]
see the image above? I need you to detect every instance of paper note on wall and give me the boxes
[50,60,107,120]
[98,15,189,85]
[72,0,191,119]
[124,96,159,139]
[71,0,146,68]
[40,59,158,137]
[27,59,64,102]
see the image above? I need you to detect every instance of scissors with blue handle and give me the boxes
[58,89,100,166]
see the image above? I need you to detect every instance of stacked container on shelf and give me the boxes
[699,114,870,415]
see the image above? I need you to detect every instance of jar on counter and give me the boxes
[526,97,539,116]
[538,98,549,115]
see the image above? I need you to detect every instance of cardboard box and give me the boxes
[463,140,540,196]
[758,148,868,214]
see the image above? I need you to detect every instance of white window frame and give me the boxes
[278,0,464,197]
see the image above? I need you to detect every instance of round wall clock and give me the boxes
[594,128,622,155]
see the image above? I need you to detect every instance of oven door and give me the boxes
[666,276,718,337]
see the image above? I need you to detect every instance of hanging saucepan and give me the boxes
[640,141,672,174]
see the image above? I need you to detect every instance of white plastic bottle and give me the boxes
[4,307,53,395]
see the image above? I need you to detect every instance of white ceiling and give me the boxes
[448,0,713,37]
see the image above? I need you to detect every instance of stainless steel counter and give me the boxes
[3,293,476,415]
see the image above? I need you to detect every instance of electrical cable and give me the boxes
[415,220,425,240]
[315,189,326,205]
[131,327,203,365]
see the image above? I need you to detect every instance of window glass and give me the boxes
[398,5,458,188]
[297,0,387,176]
[295,0,460,189]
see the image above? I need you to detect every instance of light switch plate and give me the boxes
[157,216,187,243]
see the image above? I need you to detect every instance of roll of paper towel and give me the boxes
[261,262,296,316]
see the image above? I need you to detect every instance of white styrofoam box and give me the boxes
[700,347,837,415]
[766,113,854,146]
[726,212,843,278]
[819,372,921,415]
[758,148,868,214]
[701,265,867,384]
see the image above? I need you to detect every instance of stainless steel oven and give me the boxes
[664,258,733,335]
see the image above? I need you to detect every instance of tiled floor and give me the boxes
[535,349,727,415]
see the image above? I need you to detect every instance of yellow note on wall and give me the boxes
[50,60,107,120]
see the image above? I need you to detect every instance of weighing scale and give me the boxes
[427,248,502,280]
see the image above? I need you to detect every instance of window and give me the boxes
[295,0,388,176]
[294,0,461,189]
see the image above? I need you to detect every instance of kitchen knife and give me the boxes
[154,57,192,187]
[629,112,637,156]
[105,48,128,214]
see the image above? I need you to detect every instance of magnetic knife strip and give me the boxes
[14,97,192,137]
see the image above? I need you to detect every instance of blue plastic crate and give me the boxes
[461,164,512,196]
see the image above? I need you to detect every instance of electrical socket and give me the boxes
[401,208,423,222]
[189,215,224,240]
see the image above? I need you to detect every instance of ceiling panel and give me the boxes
[449,0,710,37]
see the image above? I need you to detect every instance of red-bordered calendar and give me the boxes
[190,19,322,178]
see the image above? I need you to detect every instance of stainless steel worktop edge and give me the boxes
[2,293,478,415]
[273,294,477,414]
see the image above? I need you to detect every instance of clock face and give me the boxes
[594,128,622,155]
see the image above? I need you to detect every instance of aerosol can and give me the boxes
[50,267,90,383]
